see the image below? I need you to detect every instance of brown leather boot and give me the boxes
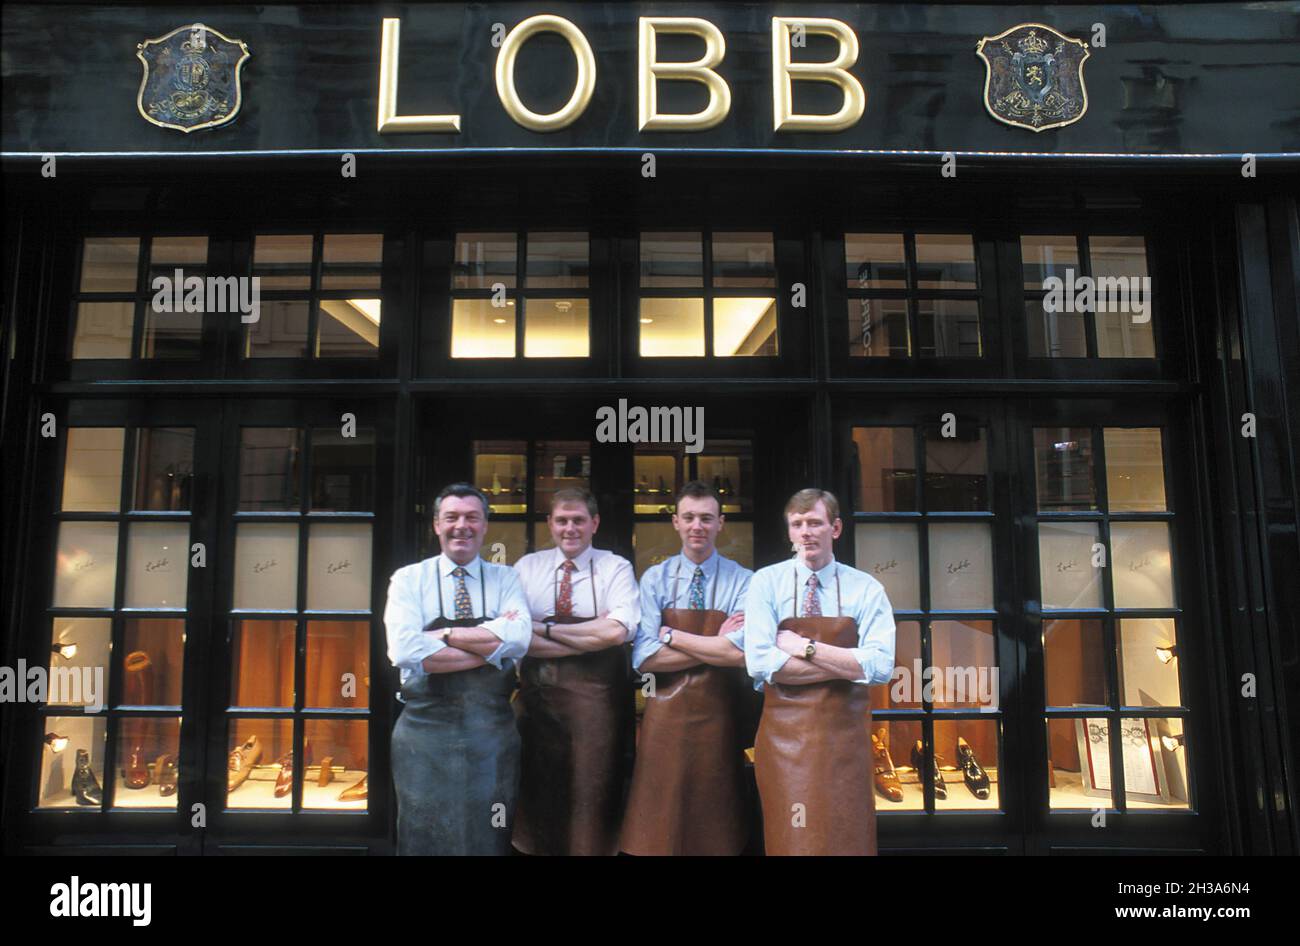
[871,730,904,802]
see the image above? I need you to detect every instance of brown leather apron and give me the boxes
[754,568,876,856]
[513,557,633,856]
[620,561,749,855]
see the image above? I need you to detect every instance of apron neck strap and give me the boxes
[793,562,841,617]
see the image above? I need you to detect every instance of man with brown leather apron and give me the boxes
[743,488,896,856]
[512,487,640,855]
[621,479,753,856]
[385,483,532,855]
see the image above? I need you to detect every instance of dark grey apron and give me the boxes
[390,560,520,856]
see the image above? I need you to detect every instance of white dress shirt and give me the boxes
[633,550,751,672]
[384,553,532,688]
[512,545,641,641]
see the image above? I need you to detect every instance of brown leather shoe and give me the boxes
[872,730,904,802]
[124,742,151,789]
[154,754,178,797]
[337,774,367,802]
[317,756,335,787]
[227,735,262,792]
[273,750,294,798]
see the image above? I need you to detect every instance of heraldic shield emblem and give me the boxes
[976,23,1089,132]
[137,23,250,132]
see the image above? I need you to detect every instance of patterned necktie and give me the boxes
[803,574,822,617]
[687,566,706,610]
[452,566,473,619]
[556,559,577,617]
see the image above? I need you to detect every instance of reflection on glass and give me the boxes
[1110,522,1175,609]
[306,621,370,709]
[133,428,194,511]
[141,302,202,359]
[114,716,181,809]
[1021,235,1079,290]
[917,298,980,357]
[149,236,208,270]
[124,522,190,609]
[930,620,997,708]
[303,718,369,810]
[1127,717,1189,809]
[321,234,382,290]
[853,427,915,512]
[72,301,136,359]
[640,298,703,356]
[37,715,107,809]
[1105,428,1167,511]
[929,523,993,610]
[714,297,777,356]
[452,299,515,358]
[699,443,752,513]
[634,453,679,515]
[454,232,517,289]
[924,426,988,511]
[713,232,775,287]
[1047,717,1112,809]
[253,234,313,290]
[855,523,919,610]
[317,299,380,357]
[311,427,375,512]
[915,234,976,290]
[233,523,299,611]
[306,523,372,611]
[524,298,589,357]
[641,232,703,287]
[1026,297,1088,358]
[47,617,112,706]
[933,719,999,811]
[847,297,909,357]
[1034,428,1096,510]
[526,232,588,288]
[532,441,590,512]
[246,300,310,358]
[123,619,185,706]
[63,428,124,512]
[142,238,208,359]
[231,620,296,707]
[225,718,292,809]
[1092,236,1154,358]
[80,237,140,293]
[473,441,528,514]
[1119,618,1181,708]
[53,521,119,608]
[845,233,905,289]
[239,428,302,511]
[1038,521,1103,609]
[1044,619,1107,707]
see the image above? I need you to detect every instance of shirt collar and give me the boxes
[439,554,483,579]
[554,544,594,573]
[677,549,719,579]
[793,555,837,585]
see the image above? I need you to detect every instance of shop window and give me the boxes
[38,427,195,809]
[845,233,982,358]
[1033,425,1187,810]
[1021,234,1155,358]
[227,426,375,811]
[451,233,590,358]
[638,232,777,357]
[246,233,382,359]
[853,422,999,812]
[469,440,591,564]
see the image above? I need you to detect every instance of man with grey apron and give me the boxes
[621,479,753,856]
[743,488,896,856]
[384,483,532,855]
[512,487,640,855]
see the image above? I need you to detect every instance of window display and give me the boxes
[62,428,124,511]
[53,521,119,609]
[124,521,190,609]
[38,716,106,809]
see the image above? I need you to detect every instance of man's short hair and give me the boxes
[675,479,722,514]
[551,487,598,517]
[434,482,490,520]
[784,487,840,523]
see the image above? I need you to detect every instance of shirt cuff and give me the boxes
[852,646,892,685]
[724,628,745,650]
[399,633,444,676]
[608,608,640,642]
[485,640,508,670]
[754,649,791,690]
[632,637,664,673]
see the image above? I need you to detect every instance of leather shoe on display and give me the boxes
[154,754,178,797]
[273,751,294,799]
[317,755,335,788]
[912,740,947,800]
[124,742,150,789]
[956,736,991,799]
[871,730,904,802]
[337,774,367,802]
[71,748,103,806]
[227,735,262,792]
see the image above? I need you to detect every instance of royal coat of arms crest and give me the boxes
[137,23,250,133]
[976,23,1090,132]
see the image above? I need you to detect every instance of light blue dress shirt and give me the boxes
[384,553,532,689]
[743,556,896,691]
[633,550,751,672]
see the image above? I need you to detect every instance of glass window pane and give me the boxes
[1021,235,1079,290]
[1091,236,1154,358]
[231,619,295,707]
[1044,619,1108,707]
[133,427,194,511]
[1090,236,1148,280]
[473,441,528,514]
[524,298,589,357]
[1096,312,1155,358]
[714,297,777,356]
[855,523,919,610]
[225,718,292,809]
[80,237,139,293]
[929,523,993,610]
[305,620,370,709]
[140,304,202,359]
[634,451,681,514]
[915,234,976,290]
[114,715,181,808]
[1026,297,1088,358]
[874,620,920,709]
[239,428,302,511]
[451,298,515,358]
[321,234,382,290]
[641,232,702,287]
[924,426,988,511]
[149,235,208,270]
[307,523,372,611]
[917,299,981,357]
[1119,618,1181,708]
[698,441,753,514]
[848,297,909,357]
[1034,428,1097,511]
[933,718,999,810]
[633,521,679,578]
[246,300,310,358]
[311,427,375,512]
[930,620,997,709]
[124,522,190,609]
[1126,717,1189,809]
[317,299,380,357]
[1038,521,1103,609]
[454,232,516,289]
[72,301,135,359]
[526,232,588,288]
[715,521,753,569]
[845,233,905,289]
[253,234,313,290]
[1104,428,1167,511]
[853,427,915,512]
[639,298,703,356]
[1110,522,1175,608]
[233,523,299,611]
[484,521,528,566]
[1048,717,1111,809]
[713,232,775,288]
[53,522,119,608]
[62,427,124,512]
[37,715,106,809]
[123,619,185,706]
[303,718,369,810]
[533,441,590,512]
[47,617,112,707]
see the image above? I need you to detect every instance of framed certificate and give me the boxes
[1074,711,1169,803]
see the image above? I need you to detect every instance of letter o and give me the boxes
[495,15,596,131]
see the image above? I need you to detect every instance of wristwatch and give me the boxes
[662,629,674,647]
[544,620,555,640]
[803,638,817,660]
[442,628,454,646]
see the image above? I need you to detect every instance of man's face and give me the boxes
[549,500,598,557]
[786,499,842,565]
[434,494,488,563]
[673,495,723,556]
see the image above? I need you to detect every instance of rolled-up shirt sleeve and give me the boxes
[631,569,664,672]
[723,568,751,652]
[605,557,642,642]
[481,567,533,669]
[384,565,442,677]
[743,569,788,690]
[850,580,897,685]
